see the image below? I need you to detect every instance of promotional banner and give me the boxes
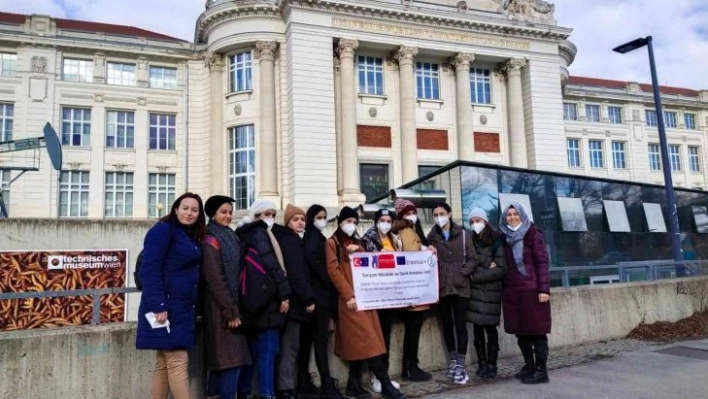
[0,250,127,331]
[350,251,439,311]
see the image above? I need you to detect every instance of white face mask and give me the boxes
[378,222,392,234]
[341,222,357,236]
[473,221,486,234]
[314,219,327,231]
[434,216,449,228]
[262,218,275,228]
[404,215,418,224]
[508,224,520,232]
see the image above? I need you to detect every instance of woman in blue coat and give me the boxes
[136,192,206,399]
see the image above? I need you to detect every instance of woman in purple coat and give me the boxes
[499,203,551,384]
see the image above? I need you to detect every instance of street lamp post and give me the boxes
[613,36,685,276]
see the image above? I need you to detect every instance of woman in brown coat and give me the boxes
[326,206,407,399]
[201,195,251,399]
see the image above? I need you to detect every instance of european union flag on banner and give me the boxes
[396,256,407,266]
[353,257,369,267]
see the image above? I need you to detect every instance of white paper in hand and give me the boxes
[145,312,171,333]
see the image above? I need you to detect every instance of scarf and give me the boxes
[498,202,532,277]
[207,219,242,300]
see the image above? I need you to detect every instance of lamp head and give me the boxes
[613,37,651,54]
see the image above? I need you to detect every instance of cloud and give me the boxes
[2,0,706,89]
[555,0,708,89]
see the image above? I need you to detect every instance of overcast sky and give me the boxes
[2,0,707,89]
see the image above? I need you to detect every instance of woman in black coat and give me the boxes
[466,208,507,380]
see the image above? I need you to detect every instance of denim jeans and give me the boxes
[206,367,241,399]
[238,328,280,397]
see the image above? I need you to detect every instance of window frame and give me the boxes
[0,53,17,77]
[106,110,135,149]
[149,65,178,89]
[563,103,578,121]
[664,111,678,128]
[0,103,13,142]
[469,68,491,104]
[360,163,390,202]
[585,104,601,123]
[104,171,134,217]
[566,138,581,168]
[62,58,93,82]
[608,106,623,124]
[357,56,384,96]
[106,62,137,86]
[228,51,253,93]
[688,146,701,172]
[59,170,90,217]
[684,113,697,130]
[148,173,176,218]
[415,62,440,100]
[588,140,604,168]
[228,124,256,211]
[61,107,91,147]
[149,113,176,151]
[648,143,662,171]
[668,144,682,171]
[611,141,626,169]
[646,110,658,127]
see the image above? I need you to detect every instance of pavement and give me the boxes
[388,338,708,398]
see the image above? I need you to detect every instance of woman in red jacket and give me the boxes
[499,203,551,384]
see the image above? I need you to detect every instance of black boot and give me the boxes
[401,361,432,382]
[522,342,549,384]
[483,343,499,380]
[320,378,347,399]
[345,376,372,399]
[473,340,487,377]
[297,374,320,398]
[514,341,535,380]
[378,374,408,399]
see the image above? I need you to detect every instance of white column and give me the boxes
[336,39,364,202]
[395,46,419,183]
[256,41,279,198]
[504,58,528,168]
[452,52,474,160]
[207,54,225,194]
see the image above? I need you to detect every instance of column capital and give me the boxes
[501,58,527,75]
[394,46,418,66]
[204,51,225,72]
[450,52,475,70]
[255,41,278,62]
[336,39,359,59]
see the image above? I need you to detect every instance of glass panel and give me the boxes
[557,197,588,231]
[603,200,631,232]
[643,203,667,233]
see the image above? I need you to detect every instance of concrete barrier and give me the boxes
[2,276,707,398]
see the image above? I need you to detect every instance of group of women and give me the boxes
[135,192,552,399]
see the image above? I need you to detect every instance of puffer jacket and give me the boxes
[426,222,478,298]
[466,228,508,326]
[360,226,402,252]
[272,224,316,322]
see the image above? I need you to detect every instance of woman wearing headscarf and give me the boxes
[272,204,316,399]
[297,205,346,399]
[235,199,292,399]
[201,195,251,399]
[499,203,551,384]
[426,202,477,385]
[466,208,507,380]
[360,208,402,393]
[327,206,407,399]
[391,198,434,382]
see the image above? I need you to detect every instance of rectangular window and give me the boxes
[415,62,440,100]
[104,172,134,217]
[61,108,91,147]
[612,141,626,169]
[149,66,178,89]
[0,170,10,217]
[59,171,89,217]
[62,58,93,82]
[588,140,604,168]
[106,110,135,149]
[608,106,623,124]
[229,52,252,92]
[470,68,491,104]
[563,103,578,121]
[418,165,440,178]
[669,144,681,171]
[0,53,17,77]
[646,110,658,126]
[148,173,175,218]
[567,139,581,168]
[585,104,601,122]
[360,164,389,201]
[357,56,383,96]
[149,113,176,150]
[228,125,256,210]
[664,111,678,128]
[689,146,701,172]
[648,144,661,171]
[685,113,696,130]
[0,103,13,142]
[106,62,136,86]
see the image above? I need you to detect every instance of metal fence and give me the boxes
[550,260,708,288]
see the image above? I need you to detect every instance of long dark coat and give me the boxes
[427,223,477,299]
[466,229,508,326]
[272,224,316,322]
[326,236,386,361]
[501,225,552,335]
[136,221,201,350]
[302,228,333,311]
[201,239,251,371]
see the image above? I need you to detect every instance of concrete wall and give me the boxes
[2,276,707,399]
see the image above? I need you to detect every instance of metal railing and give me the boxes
[551,260,708,288]
[0,287,140,326]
